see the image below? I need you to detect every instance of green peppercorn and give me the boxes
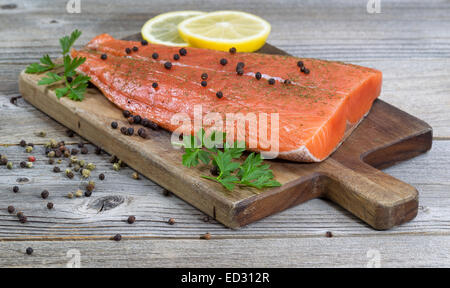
[86,163,96,171]
[132,172,140,180]
[81,169,91,178]
[25,146,33,153]
[47,151,55,158]
[75,190,83,198]
[6,162,13,169]
[113,163,120,171]
[26,162,33,168]
[67,192,74,199]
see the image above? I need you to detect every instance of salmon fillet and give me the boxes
[72,34,382,162]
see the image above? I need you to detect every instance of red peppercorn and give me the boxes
[28,156,35,162]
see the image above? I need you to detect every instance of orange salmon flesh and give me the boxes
[72,34,382,162]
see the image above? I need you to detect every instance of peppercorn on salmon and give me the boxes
[71,34,382,162]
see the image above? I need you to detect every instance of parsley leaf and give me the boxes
[25,55,57,74]
[37,72,62,85]
[60,29,82,55]
[183,130,281,191]
[26,29,90,102]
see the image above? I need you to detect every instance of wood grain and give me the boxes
[1,235,450,268]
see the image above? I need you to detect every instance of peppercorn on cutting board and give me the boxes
[18,34,432,230]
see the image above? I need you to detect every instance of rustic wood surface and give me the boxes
[0,0,449,267]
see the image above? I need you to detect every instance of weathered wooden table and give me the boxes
[0,0,449,267]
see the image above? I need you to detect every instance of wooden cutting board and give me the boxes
[18,35,432,230]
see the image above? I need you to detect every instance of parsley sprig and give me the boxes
[181,130,281,191]
[25,29,90,101]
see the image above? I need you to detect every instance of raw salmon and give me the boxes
[72,34,382,162]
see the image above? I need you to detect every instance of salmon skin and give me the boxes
[72,34,382,162]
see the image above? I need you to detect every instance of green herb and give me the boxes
[26,29,90,101]
[180,130,281,191]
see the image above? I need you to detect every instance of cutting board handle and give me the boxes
[320,159,418,230]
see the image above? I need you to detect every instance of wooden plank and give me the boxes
[1,235,450,267]
[0,140,448,240]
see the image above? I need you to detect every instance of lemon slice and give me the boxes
[141,11,206,46]
[177,11,271,52]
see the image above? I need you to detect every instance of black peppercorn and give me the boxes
[127,117,134,124]
[201,73,208,80]
[85,190,92,197]
[55,150,62,158]
[47,202,54,209]
[152,52,159,59]
[20,140,26,147]
[67,171,74,179]
[41,190,49,199]
[71,148,79,155]
[100,54,107,60]
[168,218,176,225]
[81,147,88,154]
[237,62,245,69]
[7,206,15,213]
[120,127,127,135]
[26,247,33,255]
[133,115,141,124]
[284,79,291,85]
[141,39,148,46]
[53,166,60,173]
[125,47,131,54]
[216,91,223,99]
[173,54,180,60]
[99,173,105,180]
[164,62,172,69]
[123,110,131,118]
[201,80,207,87]
[127,127,134,136]
[20,161,26,168]
[132,46,138,52]
[179,48,187,56]
[152,82,158,89]
[210,165,220,176]
[113,234,122,241]
[111,121,118,129]
[268,78,275,85]
[220,58,228,65]
[19,215,27,223]
[229,47,236,54]
[236,68,244,76]
[13,186,19,193]
[95,147,102,155]
[127,216,136,224]
[297,61,304,68]
[325,231,333,238]
[146,121,158,130]
[303,68,310,75]
[67,76,73,83]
